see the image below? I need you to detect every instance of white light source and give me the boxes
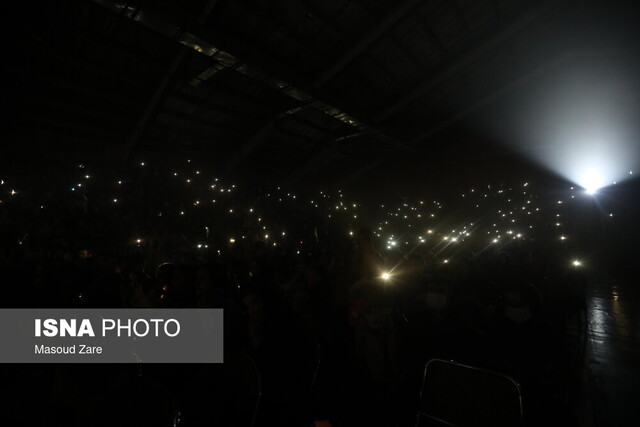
[507,61,640,191]
[582,170,604,194]
[381,272,391,281]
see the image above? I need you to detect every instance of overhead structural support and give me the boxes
[92,0,413,171]
[283,131,367,186]
[226,120,277,172]
[123,48,188,165]
[338,155,388,187]
[375,2,557,123]
[113,0,221,165]
[225,102,315,173]
[409,53,570,145]
[314,0,424,88]
[90,0,221,55]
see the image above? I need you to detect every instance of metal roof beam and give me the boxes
[314,0,424,88]
[283,131,367,186]
[119,0,220,165]
[375,2,556,123]
[91,0,413,173]
[409,53,570,145]
[225,120,277,172]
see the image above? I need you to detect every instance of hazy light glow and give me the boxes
[503,61,640,191]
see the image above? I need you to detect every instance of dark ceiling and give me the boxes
[3,0,637,193]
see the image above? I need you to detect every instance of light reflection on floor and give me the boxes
[579,280,640,427]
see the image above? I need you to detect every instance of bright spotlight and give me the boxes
[381,272,391,281]
[505,61,640,191]
[580,170,604,195]
[572,260,582,267]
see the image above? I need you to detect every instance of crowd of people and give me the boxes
[0,159,594,426]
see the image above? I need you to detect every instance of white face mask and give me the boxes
[505,306,531,324]
[426,293,448,311]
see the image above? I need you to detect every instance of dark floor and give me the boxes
[573,272,640,427]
